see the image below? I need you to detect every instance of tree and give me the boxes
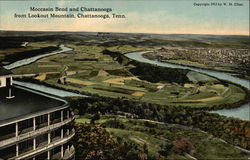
[143,143,148,155]
[138,152,148,160]
[171,137,196,155]
[73,109,79,115]
[90,113,100,124]
[158,142,172,156]
[85,151,105,160]
[74,123,117,159]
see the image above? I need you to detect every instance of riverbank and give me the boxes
[15,74,249,121]
[124,51,249,120]
[1,46,59,65]
[9,43,249,120]
[125,51,250,89]
[146,56,250,82]
[4,44,71,70]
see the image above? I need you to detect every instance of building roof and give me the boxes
[0,66,12,76]
[0,85,66,126]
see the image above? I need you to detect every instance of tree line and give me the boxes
[68,96,250,150]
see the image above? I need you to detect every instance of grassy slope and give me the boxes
[76,115,249,159]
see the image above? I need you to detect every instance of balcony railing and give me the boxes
[36,140,48,149]
[36,122,48,130]
[18,126,33,135]
[0,152,16,160]
[63,145,75,160]
[51,135,61,142]
[0,115,74,148]
[50,151,61,160]
[51,118,61,125]
[3,129,75,160]
[19,146,33,155]
[11,130,75,160]
[0,132,15,141]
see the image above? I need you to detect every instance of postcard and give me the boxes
[0,0,249,159]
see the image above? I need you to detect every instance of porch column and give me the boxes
[33,117,36,131]
[47,150,50,160]
[16,144,19,157]
[48,113,50,126]
[67,110,69,119]
[67,128,69,136]
[61,128,64,139]
[48,132,51,144]
[61,145,64,158]
[61,110,63,122]
[15,122,18,137]
[33,138,36,150]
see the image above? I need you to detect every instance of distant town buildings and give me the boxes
[147,48,249,74]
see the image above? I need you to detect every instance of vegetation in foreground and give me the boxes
[68,96,250,151]
[74,114,249,160]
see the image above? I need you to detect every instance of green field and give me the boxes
[12,42,247,109]
[76,115,249,159]
[0,42,58,62]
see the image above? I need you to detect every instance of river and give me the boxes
[3,46,249,120]
[4,45,87,98]
[4,44,72,70]
[125,51,249,121]
[14,81,87,98]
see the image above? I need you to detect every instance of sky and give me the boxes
[0,0,249,35]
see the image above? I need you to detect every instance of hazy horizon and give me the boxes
[1,29,249,37]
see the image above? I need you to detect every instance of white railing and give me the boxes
[0,116,74,148]
[11,130,75,160]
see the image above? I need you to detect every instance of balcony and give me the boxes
[36,122,48,130]
[0,115,74,148]
[0,132,15,142]
[0,145,16,160]
[0,124,15,141]
[50,144,75,160]
[51,151,61,160]
[9,128,75,160]
[1,152,16,160]
[51,118,61,125]
[18,126,33,135]
[62,145,75,160]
